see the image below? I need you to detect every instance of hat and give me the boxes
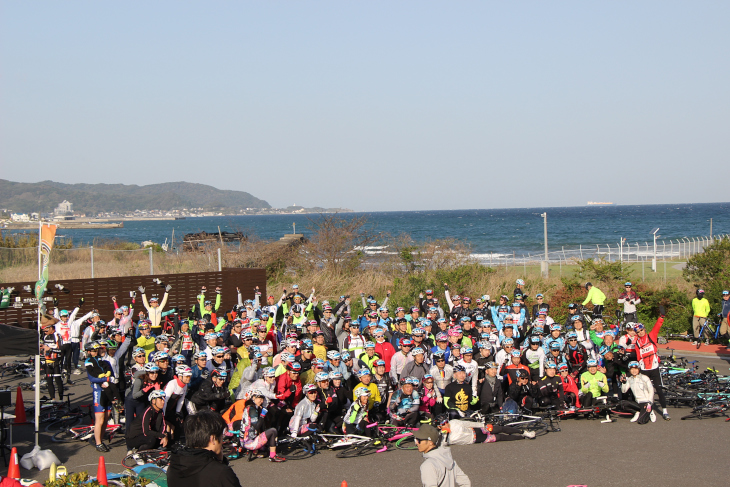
[413,425,440,443]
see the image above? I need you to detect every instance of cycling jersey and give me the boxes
[85,355,114,413]
[443,380,474,412]
[456,359,479,394]
[542,335,564,355]
[565,344,588,374]
[579,370,609,397]
[372,374,395,402]
[163,377,188,419]
[635,317,664,371]
[390,352,412,382]
[521,347,545,377]
[388,389,420,419]
[41,332,62,361]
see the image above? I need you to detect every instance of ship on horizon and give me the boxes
[587,201,614,205]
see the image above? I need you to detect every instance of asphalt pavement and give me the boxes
[3,352,729,487]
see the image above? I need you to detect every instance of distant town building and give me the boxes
[54,200,73,216]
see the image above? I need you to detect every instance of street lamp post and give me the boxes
[541,212,548,277]
[651,228,660,272]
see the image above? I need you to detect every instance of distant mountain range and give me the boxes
[0,180,270,214]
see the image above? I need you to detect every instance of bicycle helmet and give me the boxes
[558,363,569,372]
[355,387,371,398]
[172,354,185,363]
[210,369,228,379]
[628,361,640,369]
[83,342,95,351]
[510,350,521,357]
[178,366,193,377]
[406,376,420,386]
[155,334,169,344]
[412,347,425,355]
[340,352,351,361]
[723,290,729,296]
[211,346,225,356]
[356,368,371,377]
[586,359,598,367]
[571,315,583,322]
[132,347,146,357]
[364,341,375,349]
[155,351,169,361]
[315,372,330,383]
[593,318,604,325]
[545,362,557,369]
[412,328,425,336]
[502,338,514,346]
[516,279,525,286]
[566,332,578,340]
[435,332,448,342]
[453,364,466,373]
[303,384,317,394]
[327,351,341,360]
[374,359,386,367]
[286,362,302,373]
[447,328,461,337]
[550,342,561,351]
[400,338,414,347]
[503,323,514,329]
[148,390,166,402]
[529,336,541,345]
[432,350,446,359]
[485,361,498,369]
[478,340,491,350]
[634,323,645,331]
[549,323,561,332]
[144,363,160,373]
[460,347,473,355]
[204,333,217,341]
[515,369,529,379]
[301,339,314,350]
[247,389,265,398]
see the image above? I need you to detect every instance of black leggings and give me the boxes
[59,344,73,376]
[581,392,595,407]
[474,425,523,442]
[640,368,666,409]
[126,434,161,451]
[345,421,373,437]
[391,411,419,427]
[44,360,64,401]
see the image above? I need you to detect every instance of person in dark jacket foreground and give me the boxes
[167,409,242,487]
[126,389,168,453]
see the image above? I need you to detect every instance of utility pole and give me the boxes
[540,213,549,277]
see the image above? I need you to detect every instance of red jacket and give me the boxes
[374,341,396,372]
[560,373,581,407]
[636,317,664,370]
[276,373,302,407]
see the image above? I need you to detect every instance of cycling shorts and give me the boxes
[92,386,112,413]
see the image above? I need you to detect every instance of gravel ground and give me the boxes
[3,352,729,487]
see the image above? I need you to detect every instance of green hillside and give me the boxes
[0,180,270,214]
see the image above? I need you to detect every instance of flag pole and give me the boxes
[35,219,41,446]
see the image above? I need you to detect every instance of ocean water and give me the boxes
[7,203,729,259]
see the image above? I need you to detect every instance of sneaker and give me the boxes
[522,430,536,439]
[95,444,110,453]
[132,453,144,466]
[650,411,656,422]
[630,412,640,423]
[269,455,287,463]
[72,368,82,375]
[663,412,671,421]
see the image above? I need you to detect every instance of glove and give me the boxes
[373,401,381,408]
[645,403,652,412]
[261,408,267,417]
[436,397,443,403]
[276,394,286,400]
[110,376,118,384]
[326,397,333,404]
[101,382,108,388]
[165,285,172,292]
[386,408,391,415]
[470,397,478,405]
[78,298,84,306]
[142,384,154,392]
[289,384,297,394]
[53,298,59,307]
[291,432,298,438]
[201,370,209,379]
[597,381,605,388]
[138,286,145,293]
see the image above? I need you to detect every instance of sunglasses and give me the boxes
[306,391,317,394]
[215,355,225,358]
[435,358,445,362]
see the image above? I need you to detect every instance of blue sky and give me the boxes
[2,1,728,211]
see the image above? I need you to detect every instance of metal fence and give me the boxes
[470,234,728,266]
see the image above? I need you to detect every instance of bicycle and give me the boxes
[52,423,123,444]
[122,449,171,468]
[680,399,729,420]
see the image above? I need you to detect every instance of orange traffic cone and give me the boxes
[14,386,26,424]
[96,456,108,486]
[341,482,348,487]
[7,447,20,479]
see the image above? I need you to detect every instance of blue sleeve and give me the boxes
[86,370,108,384]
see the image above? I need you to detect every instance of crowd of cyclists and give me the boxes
[36,279,730,462]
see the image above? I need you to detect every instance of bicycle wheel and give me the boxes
[45,415,83,432]
[395,434,417,450]
[509,420,549,437]
[335,441,379,458]
[680,406,723,420]
[52,427,82,443]
[278,439,315,460]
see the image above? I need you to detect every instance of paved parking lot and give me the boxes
[4,352,729,487]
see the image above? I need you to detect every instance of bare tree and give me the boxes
[303,214,378,274]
